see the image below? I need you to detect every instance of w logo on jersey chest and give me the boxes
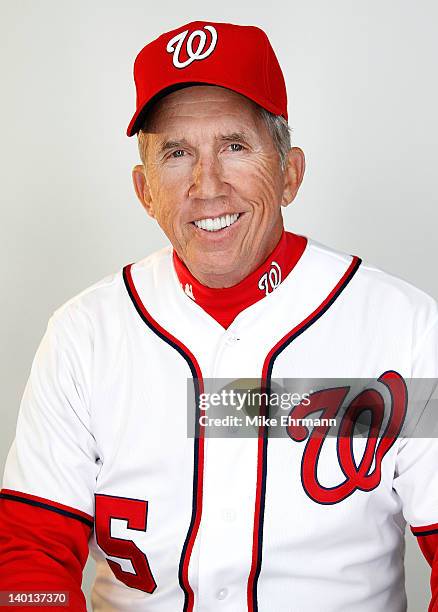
[287,371,407,504]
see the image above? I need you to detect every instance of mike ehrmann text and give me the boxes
[198,415,337,428]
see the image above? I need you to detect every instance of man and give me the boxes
[1,20,437,612]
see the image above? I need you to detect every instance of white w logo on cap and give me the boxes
[166,25,218,69]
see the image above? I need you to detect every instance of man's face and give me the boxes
[133,85,304,287]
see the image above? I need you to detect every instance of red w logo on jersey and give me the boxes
[286,371,407,504]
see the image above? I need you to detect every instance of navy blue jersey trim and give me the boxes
[250,256,362,611]
[0,492,93,528]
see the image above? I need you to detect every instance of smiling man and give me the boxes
[131,84,304,290]
[1,20,438,612]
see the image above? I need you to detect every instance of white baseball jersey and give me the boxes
[2,235,438,611]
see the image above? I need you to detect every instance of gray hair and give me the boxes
[255,106,291,171]
[137,103,291,171]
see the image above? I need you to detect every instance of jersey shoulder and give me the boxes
[308,237,438,341]
[49,244,173,335]
[309,237,437,309]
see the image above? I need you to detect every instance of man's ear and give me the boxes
[132,165,155,218]
[281,147,305,207]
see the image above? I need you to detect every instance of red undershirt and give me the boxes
[172,229,307,329]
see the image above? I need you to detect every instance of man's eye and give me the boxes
[229,143,244,152]
[171,150,185,158]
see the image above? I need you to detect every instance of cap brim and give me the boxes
[126,79,286,136]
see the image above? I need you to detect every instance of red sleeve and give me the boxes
[0,489,93,611]
[411,523,438,612]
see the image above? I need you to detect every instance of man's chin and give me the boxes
[185,254,246,287]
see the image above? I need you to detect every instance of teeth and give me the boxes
[194,213,240,232]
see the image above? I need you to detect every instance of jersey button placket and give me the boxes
[225,330,240,344]
[211,327,241,378]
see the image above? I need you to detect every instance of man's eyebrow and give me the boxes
[158,138,190,154]
[156,132,250,154]
[218,131,249,143]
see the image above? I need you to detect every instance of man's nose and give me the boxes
[188,156,228,200]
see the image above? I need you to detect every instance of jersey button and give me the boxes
[216,588,228,600]
[226,332,240,344]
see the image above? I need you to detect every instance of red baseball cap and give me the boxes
[126,20,288,137]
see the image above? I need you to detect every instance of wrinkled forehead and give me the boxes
[142,84,262,134]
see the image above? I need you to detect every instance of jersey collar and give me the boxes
[172,230,307,329]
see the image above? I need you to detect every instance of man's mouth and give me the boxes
[192,213,241,232]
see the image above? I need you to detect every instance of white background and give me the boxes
[1,0,437,609]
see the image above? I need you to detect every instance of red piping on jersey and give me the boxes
[247,255,362,612]
[123,264,205,612]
